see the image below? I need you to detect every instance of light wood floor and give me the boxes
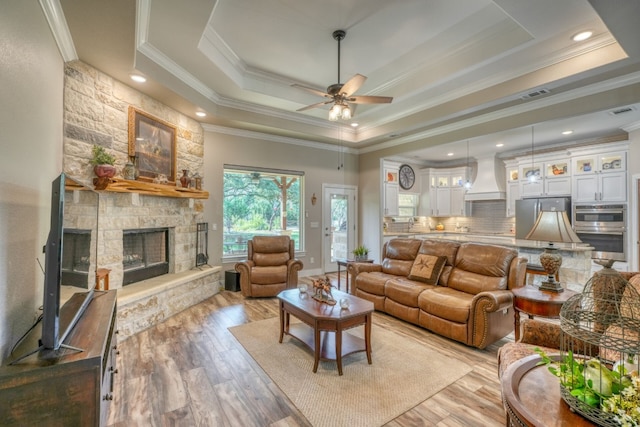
[106,273,512,427]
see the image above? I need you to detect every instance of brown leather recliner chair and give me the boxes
[235,235,303,297]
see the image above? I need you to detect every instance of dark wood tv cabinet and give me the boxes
[0,290,118,426]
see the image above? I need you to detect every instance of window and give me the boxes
[223,165,303,257]
[398,193,418,217]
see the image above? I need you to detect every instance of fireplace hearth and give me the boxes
[122,228,169,285]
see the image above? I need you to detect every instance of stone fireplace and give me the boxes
[122,227,169,285]
[96,192,203,289]
[61,60,222,341]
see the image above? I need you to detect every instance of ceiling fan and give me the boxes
[292,30,393,121]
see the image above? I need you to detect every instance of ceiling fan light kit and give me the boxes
[292,29,393,121]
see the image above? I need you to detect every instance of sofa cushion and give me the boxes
[408,254,446,285]
[418,287,473,323]
[253,251,290,267]
[385,278,436,307]
[250,265,287,285]
[447,243,516,294]
[354,271,396,296]
[419,239,460,266]
[381,239,422,276]
[419,239,460,285]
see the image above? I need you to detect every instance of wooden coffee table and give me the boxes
[277,288,374,375]
[502,354,596,426]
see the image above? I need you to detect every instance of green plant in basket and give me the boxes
[536,348,640,426]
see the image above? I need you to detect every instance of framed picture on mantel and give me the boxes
[128,106,177,184]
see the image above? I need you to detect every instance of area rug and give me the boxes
[229,317,472,427]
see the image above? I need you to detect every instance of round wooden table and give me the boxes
[511,286,577,341]
[502,354,596,426]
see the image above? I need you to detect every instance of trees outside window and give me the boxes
[223,167,302,256]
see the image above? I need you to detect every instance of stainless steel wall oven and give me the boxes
[573,204,626,261]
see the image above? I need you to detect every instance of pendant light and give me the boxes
[464,140,472,189]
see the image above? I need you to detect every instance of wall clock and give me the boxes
[399,164,415,190]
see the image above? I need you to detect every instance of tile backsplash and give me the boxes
[384,200,515,235]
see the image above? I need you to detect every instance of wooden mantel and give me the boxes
[93,177,209,199]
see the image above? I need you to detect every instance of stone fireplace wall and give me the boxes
[61,61,207,291]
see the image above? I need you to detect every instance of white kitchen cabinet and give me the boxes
[450,186,467,216]
[383,161,400,216]
[384,182,399,216]
[418,170,433,216]
[543,158,571,196]
[505,160,519,217]
[519,159,570,198]
[428,167,469,217]
[506,181,520,217]
[434,186,451,216]
[571,151,626,202]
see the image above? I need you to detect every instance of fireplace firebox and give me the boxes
[122,228,169,285]
[62,229,91,288]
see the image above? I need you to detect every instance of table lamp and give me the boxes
[524,210,582,292]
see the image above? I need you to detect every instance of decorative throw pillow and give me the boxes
[408,254,446,285]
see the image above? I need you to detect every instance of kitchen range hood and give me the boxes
[464,155,506,201]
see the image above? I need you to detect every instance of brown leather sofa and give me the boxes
[235,235,303,297]
[348,238,527,349]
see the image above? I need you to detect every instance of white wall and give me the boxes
[0,2,64,363]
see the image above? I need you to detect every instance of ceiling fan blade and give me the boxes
[296,100,333,112]
[340,74,366,97]
[348,95,393,104]
[291,83,330,98]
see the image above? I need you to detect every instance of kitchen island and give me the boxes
[383,232,593,292]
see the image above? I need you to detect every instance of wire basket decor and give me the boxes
[559,265,640,426]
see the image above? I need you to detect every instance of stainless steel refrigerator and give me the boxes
[515,197,571,239]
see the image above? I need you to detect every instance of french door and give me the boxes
[322,184,357,272]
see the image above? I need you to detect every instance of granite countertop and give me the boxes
[383,231,593,252]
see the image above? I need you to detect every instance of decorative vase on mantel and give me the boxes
[179,169,191,188]
[122,157,136,180]
[93,164,116,178]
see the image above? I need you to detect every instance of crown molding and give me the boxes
[39,0,77,61]
[202,124,359,155]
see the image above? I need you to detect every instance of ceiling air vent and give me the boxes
[609,106,636,116]
[520,88,550,100]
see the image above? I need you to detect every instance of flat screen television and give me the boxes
[39,173,100,358]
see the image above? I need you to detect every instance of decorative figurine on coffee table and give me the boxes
[312,276,336,305]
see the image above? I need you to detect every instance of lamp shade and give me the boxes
[524,211,581,243]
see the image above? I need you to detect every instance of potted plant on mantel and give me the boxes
[352,245,369,261]
[90,144,116,178]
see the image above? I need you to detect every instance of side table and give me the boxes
[336,258,373,292]
[511,286,577,341]
[502,354,596,426]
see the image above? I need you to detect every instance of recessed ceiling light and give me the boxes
[447,152,454,156]
[562,130,573,135]
[196,111,206,117]
[496,143,504,147]
[130,74,146,83]
[572,31,593,42]
[350,123,358,127]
